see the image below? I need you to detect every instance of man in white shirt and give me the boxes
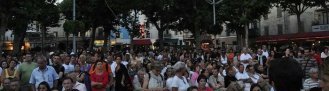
[62,55,74,74]
[240,49,252,68]
[235,64,251,91]
[262,45,269,58]
[62,73,87,91]
[321,48,328,59]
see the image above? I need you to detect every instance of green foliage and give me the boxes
[63,20,85,34]
[272,0,316,15]
[218,0,272,33]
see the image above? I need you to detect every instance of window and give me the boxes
[277,7,282,18]
[264,26,269,36]
[277,24,283,35]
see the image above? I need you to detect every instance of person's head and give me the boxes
[166,67,175,77]
[70,55,77,64]
[212,67,219,76]
[250,84,261,91]
[115,54,122,63]
[238,64,244,73]
[64,55,71,64]
[62,77,74,90]
[53,54,61,65]
[38,81,51,91]
[200,69,209,77]
[257,49,263,55]
[8,59,17,68]
[247,65,255,74]
[151,62,162,76]
[36,56,47,70]
[137,69,145,79]
[106,55,113,62]
[309,68,319,80]
[25,53,32,62]
[74,64,81,72]
[3,78,11,88]
[269,58,303,91]
[197,75,208,88]
[187,86,198,91]
[285,48,290,56]
[95,60,104,70]
[10,79,20,91]
[173,62,187,75]
[78,55,87,64]
[226,66,236,76]
[1,61,7,68]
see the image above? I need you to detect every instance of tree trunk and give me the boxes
[12,30,27,57]
[0,14,8,52]
[236,30,241,48]
[102,27,110,53]
[66,32,69,53]
[88,27,96,51]
[158,29,164,49]
[41,26,46,55]
[245,23,249,48]
[297,14,303,33]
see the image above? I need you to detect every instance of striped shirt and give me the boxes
[303,78,320,91]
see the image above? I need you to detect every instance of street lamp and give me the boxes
[72,0,76,54]
[205,0,223,25]
[206,0,222,48]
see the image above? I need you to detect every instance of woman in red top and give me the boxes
[197,75,213,91]
[90,60,109,91]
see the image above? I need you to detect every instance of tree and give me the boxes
[5,0,60,56]
[35,2,60,54]
[218,0,272,47]
[140,0,182,49]
[63,20,84,52]
[173,0,223,49]
[272,0,317,33]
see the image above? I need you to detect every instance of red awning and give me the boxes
[133,39,152,45]
[256,31,329,43]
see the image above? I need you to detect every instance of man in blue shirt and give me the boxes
[29,56,59,91]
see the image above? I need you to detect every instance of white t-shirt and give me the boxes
[166,77,174,91]
[262,50,269,58]
[62,63,74,74]
[240,53,252,62]
[235,72,250,80]
[321,52,328,58]
[249,73,260,84]
[171,76,190,91]
[221,56,228,65]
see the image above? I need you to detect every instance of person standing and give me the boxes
[52,54,65,90]
[171,62,190,91]
[29,56,59,91]
[113,55,131,91]
[16,53,37,91]
[90,60,109,91]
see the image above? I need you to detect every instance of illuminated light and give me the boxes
[318,41,321,43]
[111,41,116,45]
[312,43,315,46]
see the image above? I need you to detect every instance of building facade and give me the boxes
[257,6,329,46]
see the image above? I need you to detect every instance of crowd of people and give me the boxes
[0,45,328,91]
